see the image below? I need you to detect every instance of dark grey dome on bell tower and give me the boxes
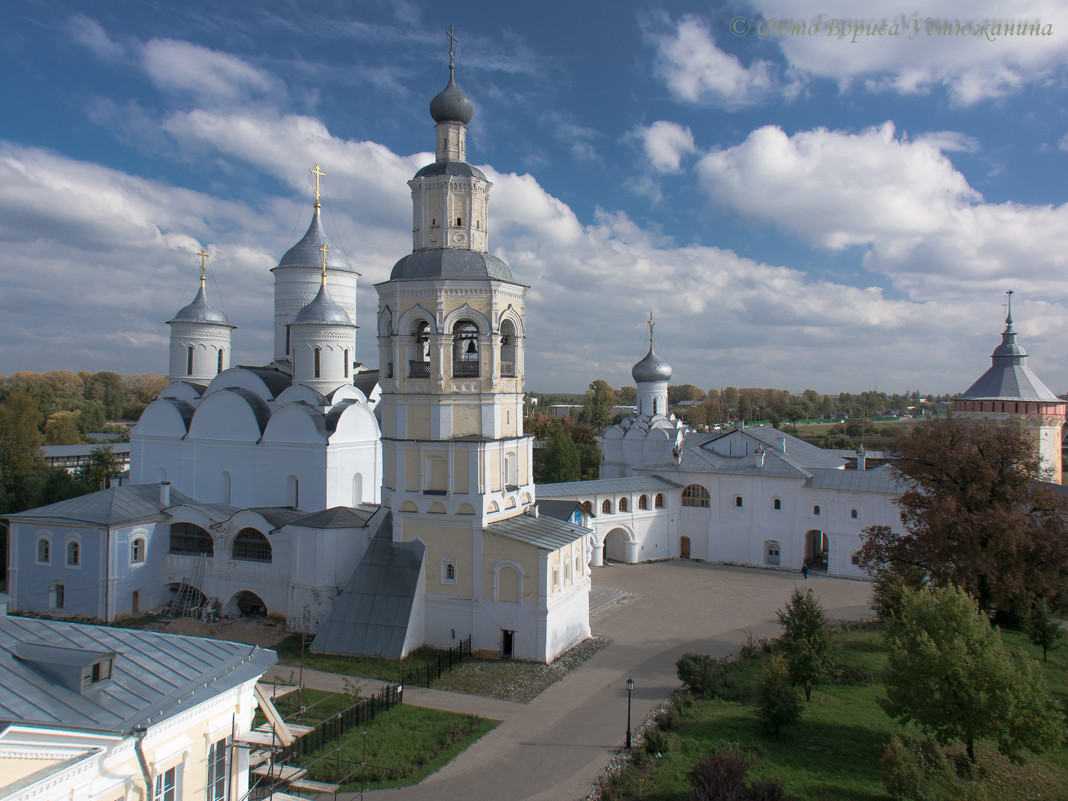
[430,67,473,125]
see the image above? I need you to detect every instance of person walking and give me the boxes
[801,560,809,580]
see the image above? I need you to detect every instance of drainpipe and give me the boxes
[132,726,152,798]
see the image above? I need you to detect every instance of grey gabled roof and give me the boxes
[288,505,383,530]
[4,483,195,528]
[41,443,132,459]
[804,465,906,494]
[537,475,681,497]
[310,513,424,659]
[959,322,1060,402]
[488,513,589,551]
[536,500,585,522]
[712,427,847,469]
[0,613,275,732]
[389,250,514,282]
[352,370,380,398]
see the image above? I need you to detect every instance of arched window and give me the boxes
[638,494,648,510]
[735,495,743,508]
[655,493,665,509]
[764,540,781,566]
[602,499,613,514]
[217,349,223,374]
[66,540,80,566]
[501,320,517,377]
[220,471,231,504]
[232,529,272,563]
[773,498,782,510]
[409,321,430,377]
[286,474,299,508]
[187,346,194,375]
[352,473,363,504]
[314,347,321,378]
[442,558,457,584]
[682,484,710,508]
[850,508,858,519]
[36,537,51,564]
[851,551,861,565]
[131,538,145,564]
[169,523,214,556]
[564,561,571,581]
[619,497,628,512]
[452,320,479,377]
[582,500,593,514]
[813,505,821,516]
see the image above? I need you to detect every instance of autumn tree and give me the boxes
[860,417,1068,616]
[882,584,1063,763]
[0,389,44,476]
[776,587,837,701]
[44,411,82,445]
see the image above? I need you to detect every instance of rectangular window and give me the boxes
[314,347,321,378]
[207,738,228,801]
[217,349,223,374]
[187,347,194,376]
[154,766,176,801]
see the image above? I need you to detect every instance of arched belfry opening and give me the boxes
[410,320,430,377]
[452,320,479,377]
[500,319,517,377]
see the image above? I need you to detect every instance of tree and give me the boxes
[81,445,122,491]
[882,584,1063,763]
[776,587,837,701]
[578,379,617,430]
[860,417,1068,616]
[0,388,44,476]
[1026,598,1063,662]
[44,411,81,445]
[756,654,801,736]
[541,426,580,483]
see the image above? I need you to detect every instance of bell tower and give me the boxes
[376,31,573,657]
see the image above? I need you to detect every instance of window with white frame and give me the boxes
[442,558,457,584]
[36,536,51,564]
[66,540,80,567]
[207,737,228,801]
[131,537,146,564]
[154,766,177,801]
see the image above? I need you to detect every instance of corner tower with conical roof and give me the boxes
[953,292,1066,483]
[272,165,359,368]
[374,32,589,662]
[167,249,235,385]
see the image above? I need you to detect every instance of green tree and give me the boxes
[756,654,802,737]
[541,426,580,483]
[80,445,122,491]
[882,584,1064,763]
[776,587,837,701]
[44,411,82,445]
[578,379,617,430]
[860,417,1068,616]
[1026,598,1063,663]
[0,389,44,476]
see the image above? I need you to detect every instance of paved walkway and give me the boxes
[265,561,872,801]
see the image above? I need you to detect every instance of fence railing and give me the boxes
[400,635,472,688]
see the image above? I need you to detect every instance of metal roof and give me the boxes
[275,206,355,273]
[429,67,473,124]
[232,366,293,399]
[292,283,353,326]
[711,427,847,469]
[804,465,906,494]
[288,505,383,529]
[41,443,131,459]
[168,285,232,326]
[536,499,584,522]
[310,513,424,659]
[632,345,671,383]
[413,161,487,180]
[959,323,1061,402]
[537,475,681,497]
[4,483,195,527]
[488,513,589,551]
[389,250,514,282]
[0,613,275,731]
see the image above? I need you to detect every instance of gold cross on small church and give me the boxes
[319,242,330,283]
[197,248,209,288]
[310,163,325,207]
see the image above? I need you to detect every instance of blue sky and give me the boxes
[3,0,1068,395]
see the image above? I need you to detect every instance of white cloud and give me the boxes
[66,15,125,61]
[635,121,698,173]
[695,122,1068,306]
[142,39,284,106]
[750,0,1068,104]
[651,16,778,106]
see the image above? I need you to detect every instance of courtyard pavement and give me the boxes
[263,561,873,801]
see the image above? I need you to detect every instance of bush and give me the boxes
[880,733,989,801]
[687,747,797,801]
[756,654,802,737]
[677,652,728,698]
[644,726,668,755]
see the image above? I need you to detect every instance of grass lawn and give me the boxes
[253,688,360,728]
[602,626,1068,801]
[298,703,497,791]
[275,635,448,681]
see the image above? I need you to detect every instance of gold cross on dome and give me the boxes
[648,312,655,346]
[197,248,209,287]
[319,243,330,283]
[310,163,325,207]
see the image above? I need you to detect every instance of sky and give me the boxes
[3,0,1068,395]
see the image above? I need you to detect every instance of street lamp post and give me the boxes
[625,677,635,749]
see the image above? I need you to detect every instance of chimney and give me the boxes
[857,446,867,471]
[160,481,171,506]
[778,437,786,453]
